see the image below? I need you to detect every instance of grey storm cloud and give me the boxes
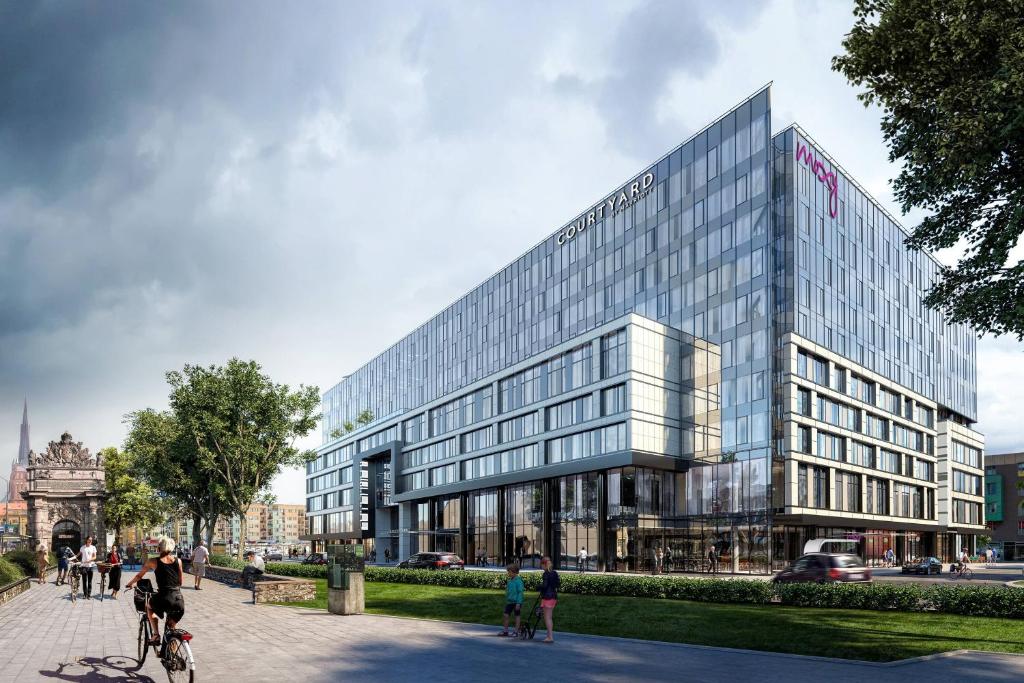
[0,0,754,338]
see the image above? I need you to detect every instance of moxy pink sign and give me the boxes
[796,141,839,219]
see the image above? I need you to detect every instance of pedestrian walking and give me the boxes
[77,536,97,598]
[707,545,718,574]
[384,547,391,564]
[127,546,137,570]
[649,546,658,575]
[539,556,560,644]
[35,543,48,584]
[106,544,123,599]
[664,545,674,573]
[191,540,209,590]
[56,545,73,585]
[577,547,587,574]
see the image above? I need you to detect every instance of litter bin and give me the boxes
[326,544,364,615]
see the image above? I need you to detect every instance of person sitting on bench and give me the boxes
[241,550,265,588]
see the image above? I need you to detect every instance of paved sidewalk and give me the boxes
[1,576,1023,682]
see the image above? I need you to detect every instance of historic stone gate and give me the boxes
[23,432,106,553]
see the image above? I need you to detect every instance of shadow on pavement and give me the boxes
[38,655,155,682]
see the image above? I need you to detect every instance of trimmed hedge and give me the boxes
[0,557,24,587]
[210,554,245,570]
[361,567,1024,618]
[207,557,1024,618]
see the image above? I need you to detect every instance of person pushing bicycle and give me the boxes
[126,537,186,646]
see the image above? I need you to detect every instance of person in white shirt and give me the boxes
[191,540,210,590]
[577,547,588,574]
[77,536,98,599]
[241,550,265,589]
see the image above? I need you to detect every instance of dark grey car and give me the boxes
[901,556,942,575]
[773,553,872,584]
[397,552,465,570]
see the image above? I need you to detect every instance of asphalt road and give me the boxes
[871,564,1024,585]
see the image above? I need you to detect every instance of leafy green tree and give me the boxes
[101,447,168,545]
[167,358,320,559]
[833,0,1024,337]
[123,409,227,548]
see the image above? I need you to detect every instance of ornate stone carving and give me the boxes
[47,501,84,524]
[25,431,106,550]
[33,432,97,468]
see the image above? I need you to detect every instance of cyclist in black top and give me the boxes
[126,537,186,645]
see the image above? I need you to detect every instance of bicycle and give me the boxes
[950,563,974,580]
[97,562,111,602]
[68,562,81,603]
[133,586,196,683]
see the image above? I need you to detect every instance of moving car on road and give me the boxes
[773,553,871,584]
[901,556,942,575]
[397,552,465,570]
[301,553,328,565]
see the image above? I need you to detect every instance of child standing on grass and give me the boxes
[498,563,524,636]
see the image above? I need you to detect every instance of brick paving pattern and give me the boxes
[1,574,1022,682]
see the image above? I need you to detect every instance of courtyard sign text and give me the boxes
[556,171,655,246]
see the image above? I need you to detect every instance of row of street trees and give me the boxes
[104,359,320,560]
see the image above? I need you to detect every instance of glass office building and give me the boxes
[304,86,984,573]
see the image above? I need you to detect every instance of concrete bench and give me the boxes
[183,561,316,604]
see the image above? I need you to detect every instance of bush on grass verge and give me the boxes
[3,549,56,578]
[0,556,25,587]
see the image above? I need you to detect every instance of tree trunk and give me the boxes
[191,515,202,547]
[203,517,216,552]
[236,514,248,561]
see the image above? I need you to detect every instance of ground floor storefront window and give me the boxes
[396,464,804,575]
[467,489,499,567]
[552,473,600,571]
[505,482,544,569]
[433,495,462,559]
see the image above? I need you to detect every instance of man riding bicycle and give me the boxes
[958,547,970,571]
[126,537,185,646]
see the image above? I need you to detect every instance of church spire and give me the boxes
[18,398,30,466]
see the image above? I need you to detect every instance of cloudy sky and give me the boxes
[2,1,1021,505]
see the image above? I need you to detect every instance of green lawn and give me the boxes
[276,579,1024,662]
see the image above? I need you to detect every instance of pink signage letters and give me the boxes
[795,141,839,219]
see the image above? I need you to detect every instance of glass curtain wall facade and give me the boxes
[305,85,983,572]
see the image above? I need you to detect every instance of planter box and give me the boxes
[184,560,316,604]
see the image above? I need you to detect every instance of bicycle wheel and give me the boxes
[70,576,78,603]
[99,575,106,602]
[163,635,194,683]
[964,568,973,580]
[137,618,149,665]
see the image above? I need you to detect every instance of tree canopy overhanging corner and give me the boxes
[832,0,1024,338]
